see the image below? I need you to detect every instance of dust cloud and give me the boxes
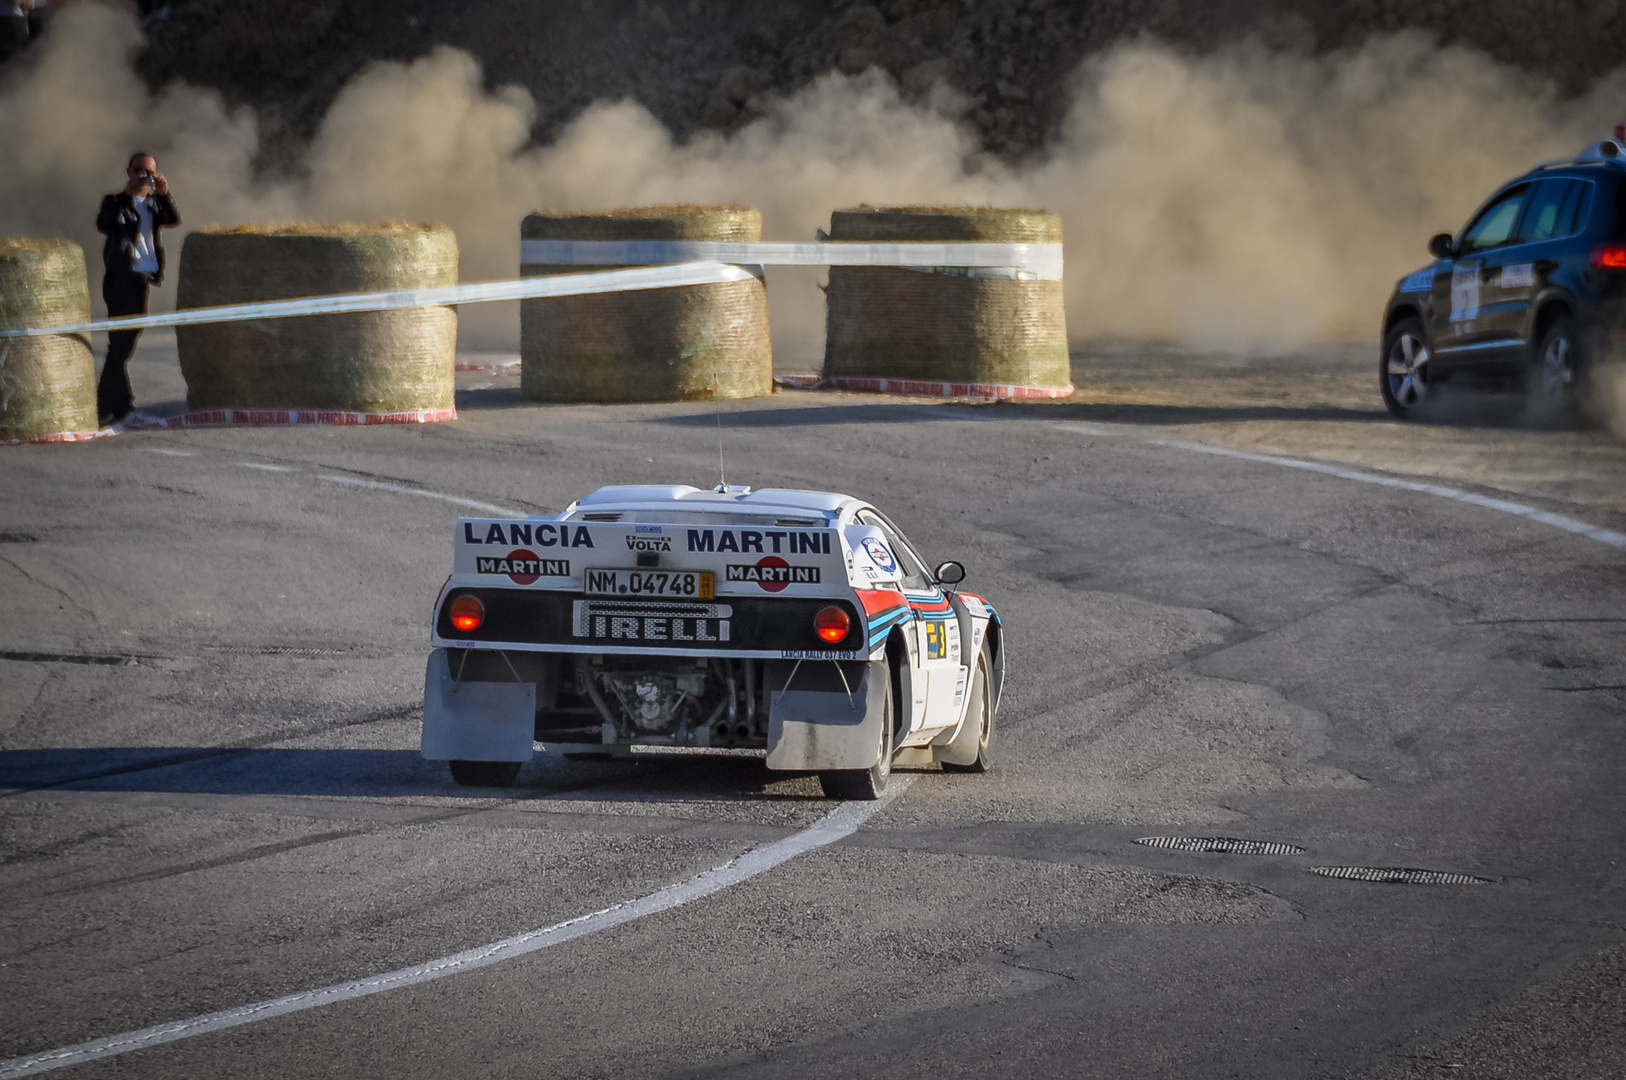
[2,3,1622,363]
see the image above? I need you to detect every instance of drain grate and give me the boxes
[205,645,352,658]
[1135,836,1307,856]
[1310,866,1494,886]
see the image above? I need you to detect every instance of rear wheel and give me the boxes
[819,665,894,801]
[1527,316,1580,422]
[1381,317,1431,420]
[449,760,521,787]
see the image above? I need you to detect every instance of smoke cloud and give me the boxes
[2,3,1623,360]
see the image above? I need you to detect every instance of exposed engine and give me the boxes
[574,656,769,748]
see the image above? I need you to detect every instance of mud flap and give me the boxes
[420,648,536,762]
[765,658,887,772]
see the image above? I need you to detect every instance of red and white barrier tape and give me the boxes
[2,428,108,446]
[775,373,1074,400]
[146,407,457,429]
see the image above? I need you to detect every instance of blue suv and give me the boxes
[1381,140,1626,420]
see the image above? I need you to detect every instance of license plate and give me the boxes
[584,568,715,600]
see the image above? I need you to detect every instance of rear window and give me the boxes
[1515,179,1593,242]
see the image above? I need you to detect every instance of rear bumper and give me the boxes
[419,647,891,771]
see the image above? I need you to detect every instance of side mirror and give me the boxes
[934,560,966,586]
[1428,233,1455,259]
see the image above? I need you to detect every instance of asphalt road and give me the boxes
[2,342,1624,1078]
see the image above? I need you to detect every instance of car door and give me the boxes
[855,509,962,741]
[1498,178,1593,350]
[1429,183,1530,371]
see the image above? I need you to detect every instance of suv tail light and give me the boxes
[814,606,851,644]
[1591,245,1626,269]
[448,595,485,632]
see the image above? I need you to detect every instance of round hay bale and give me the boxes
[520,206,772,403]
[822,207,1070,393]
[175,222,457,414]
[0,238,97,442]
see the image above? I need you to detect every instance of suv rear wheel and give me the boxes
[1528,315,1580,422]
[1381,317,1431,420]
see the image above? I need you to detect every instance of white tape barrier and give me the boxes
[520,240,1064,280]
[0,261,757,339]
[1,243,1063,340]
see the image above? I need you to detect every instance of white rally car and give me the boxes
[422,484,1004,799]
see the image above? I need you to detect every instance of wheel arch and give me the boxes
[984,616,1006,712]
[885,626,911,737]
[1531,294,1575,346]
[1384,303,1424,343]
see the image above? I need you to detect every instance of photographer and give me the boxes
[95,151,180,427]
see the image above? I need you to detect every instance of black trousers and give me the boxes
[97,271,149,422]
[0,16,28,64]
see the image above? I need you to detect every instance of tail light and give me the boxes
[814,606,851,644]
[1591,245,1626,269]
[448,595,485,632]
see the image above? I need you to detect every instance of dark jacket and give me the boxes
[96,191,180,285]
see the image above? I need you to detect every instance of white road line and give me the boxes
[237,462,293,472]
[0,777,914,1078]
[314,474,521,517]
[1123,433,1626,550]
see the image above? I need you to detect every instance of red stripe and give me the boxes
[856,589,908,615]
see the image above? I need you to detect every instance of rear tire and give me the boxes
[819,665,894,801]
[449,760,521,787]
[1527,316,1580,423]
[941,648,993,774]
[1380,317,1431,421]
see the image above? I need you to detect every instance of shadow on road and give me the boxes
[0,747,827,802]
[0,747,455,797]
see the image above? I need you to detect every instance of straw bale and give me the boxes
[175,222,457,413]
[0,239,97,440]
[822,207,1070,389]
[520,206,772,403]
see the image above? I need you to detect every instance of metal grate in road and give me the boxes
[1134,836,1307,855]
[205,645,351,657]
[1310,866,1494,885]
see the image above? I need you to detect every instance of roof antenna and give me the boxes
[713,369,729,493]
[711,370,751,495]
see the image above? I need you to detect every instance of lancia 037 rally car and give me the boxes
[422,485,1004,800]
[1381,136,1626,420]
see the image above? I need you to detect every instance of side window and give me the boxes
[1555,180,1593,237]
[1459,185,1529,253]
[1514,180,1573,242]
[855,509,933,590]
